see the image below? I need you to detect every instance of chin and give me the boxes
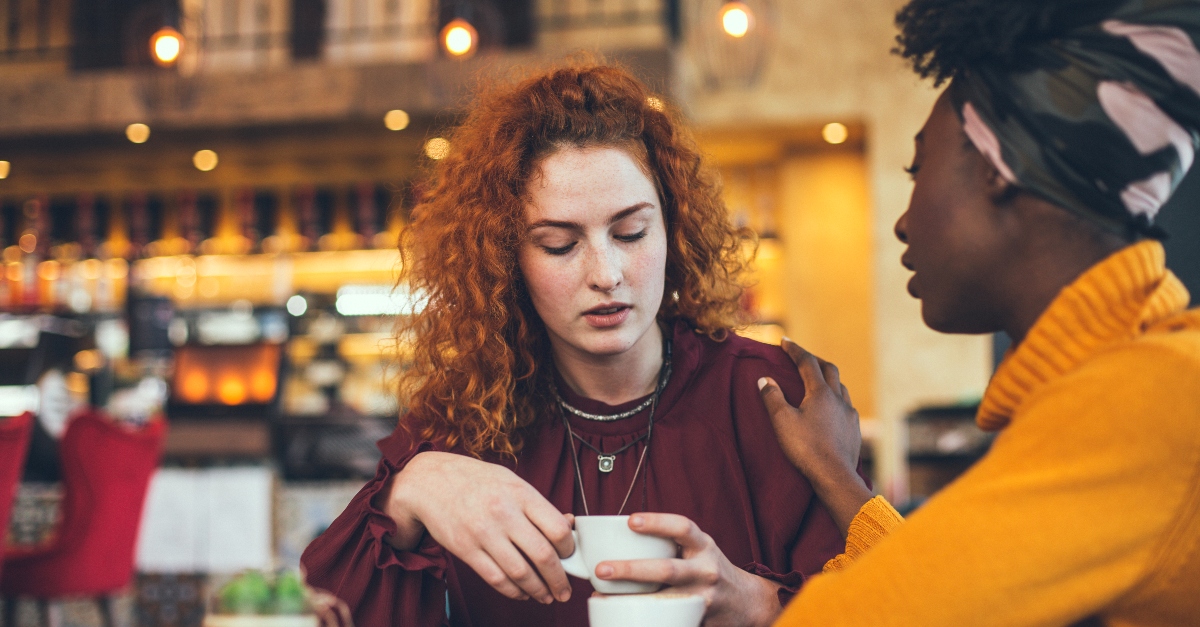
[576,332,640,356]
[921,302,1000,336]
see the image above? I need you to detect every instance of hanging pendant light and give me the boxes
[691,0,775,92]
[720,2,753,38]
[441,18,478,58]
[150,25,184,67]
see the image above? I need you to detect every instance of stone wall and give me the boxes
[682,0,993,500]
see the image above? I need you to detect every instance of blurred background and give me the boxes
[0,0,1196,624]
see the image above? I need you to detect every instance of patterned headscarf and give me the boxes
[952,0,1200,238]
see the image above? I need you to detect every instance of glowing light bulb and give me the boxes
[193,149,219,171]
[217,376,247,405]
[126,123,150,144]
[424,137,451,160]
[37,260,60,281]
[0,161,9,179]
[250,370,276,402]
[720,2,752,38]
[181,371,208,403]
[150,27,184,66]
[441,19,477,57]
[384,109,410,131]
[287,294,308,317]
[822,122,849,145]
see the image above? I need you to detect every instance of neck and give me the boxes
[999,213,1130,344]
[551,323,665,405]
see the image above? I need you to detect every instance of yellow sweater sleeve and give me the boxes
[822,496,904,573]
[775,340,1200,627]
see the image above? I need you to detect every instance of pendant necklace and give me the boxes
[559,334,672,516]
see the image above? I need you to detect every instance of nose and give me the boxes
[586,243,623,292]
[894,211,909,244]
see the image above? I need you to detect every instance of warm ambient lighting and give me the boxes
[250,370,276,402]
[217,376,247,405]
[646,96,665,112]
[0,161,8,179]
[150,26,184,67]
[80,258,102,280]
[37,260,60,281]
[106,258,129,280]
[384,109,410,131]
[181,371,208,403]
[441,18,477,57]
[74,349,104,372]
[424,137,450,160]
[335,284,427,316]
[193,149,219,171]
[126,123,151,144]
[822,122,849,145]
[720,2,753,38]
[286,294,308,317]
[18,233,36,254]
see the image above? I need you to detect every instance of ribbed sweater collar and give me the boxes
[977,241,1192,431]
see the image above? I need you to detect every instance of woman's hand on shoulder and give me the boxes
[593,514,782,627]
[384,451,576,604]
[757,338,873,536]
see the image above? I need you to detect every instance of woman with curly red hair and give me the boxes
[301,63,850,626]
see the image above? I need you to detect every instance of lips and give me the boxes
[583,303,632,328]
[585,304,627,315]
[901,253,918,297]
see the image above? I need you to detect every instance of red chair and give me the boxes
[0,412,35,581]
[1,409,166,627]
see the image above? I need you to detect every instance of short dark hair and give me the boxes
[893,0,1127,85]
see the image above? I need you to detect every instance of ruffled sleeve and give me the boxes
[301,435,451,627]
[741,562,808,606]
[821,496,905,573]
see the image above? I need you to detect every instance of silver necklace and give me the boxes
[555,390,655,422]
[560,334,671,516]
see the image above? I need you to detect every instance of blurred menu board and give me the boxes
[135,467,273,573]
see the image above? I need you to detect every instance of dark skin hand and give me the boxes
[757,338,874,538]
[756,90,1133,538]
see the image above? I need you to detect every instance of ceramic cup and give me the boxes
[559,515,676,594]
[587,593,705,627]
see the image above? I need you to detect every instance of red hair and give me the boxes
[399,62,751,458]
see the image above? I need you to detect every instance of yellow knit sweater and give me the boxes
[776,241,1200,626]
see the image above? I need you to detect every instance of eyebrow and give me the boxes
[526,202,654,232]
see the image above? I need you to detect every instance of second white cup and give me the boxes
[588,593,705,627]
[559,515,676,594]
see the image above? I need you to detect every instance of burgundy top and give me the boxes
[301,321,850,626]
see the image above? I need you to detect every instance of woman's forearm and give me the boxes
[810,464,875,538]
[374,454,430,551]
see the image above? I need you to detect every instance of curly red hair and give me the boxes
[399,62,751,458]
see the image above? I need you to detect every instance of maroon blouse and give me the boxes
[301,321,849,626]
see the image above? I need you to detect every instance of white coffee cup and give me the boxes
[560,515,676,594]
[588,593,705,627]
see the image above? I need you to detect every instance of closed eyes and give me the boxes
[539,230,648,256]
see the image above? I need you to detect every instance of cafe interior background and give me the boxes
[0,0,1197,624]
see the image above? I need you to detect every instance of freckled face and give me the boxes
[519,146,668,360]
